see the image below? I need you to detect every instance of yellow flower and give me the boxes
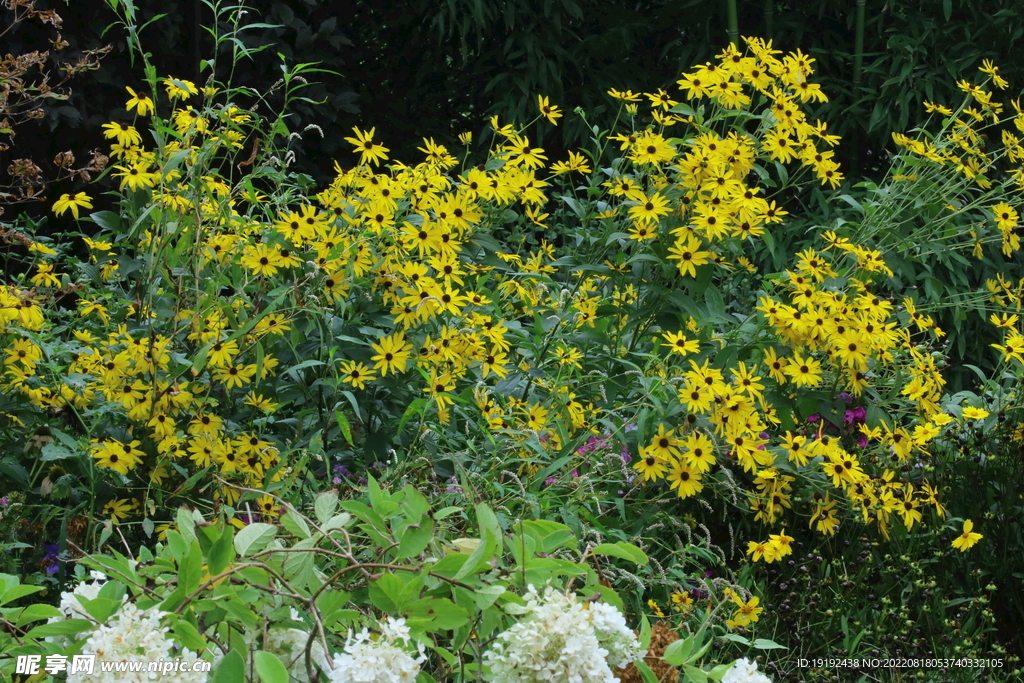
[103,498,136,522]
[163,77,199,100]
[344,126,390,166]
[125,86,155,115]
[951,519,983,551]
[960,406,989,420]
[244,393,279,412]
[661,331,699,356]
[52,192,93,219]
[102,121,143,147]
[537,95,563,125]
[29,264,62,287]
[339,360,376,390]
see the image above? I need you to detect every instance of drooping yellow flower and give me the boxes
[537,95,562,125]
[125,86,155,115]
[52,192,93,219]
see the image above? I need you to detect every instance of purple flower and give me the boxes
[856,434,868,448]
[332,477,343,485]
[835,392,853,404]
[0,496,8,508]
[620,445,631,463]
[544,477,556,486]
[42,544,60,575]
[844,406,867,424]
[806,414,820,423]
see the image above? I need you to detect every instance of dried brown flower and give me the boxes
[613,622,681,683]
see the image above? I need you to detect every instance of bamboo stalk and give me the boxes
[726,0,739,48]
[854,0,866,85]
[764,0,774,38]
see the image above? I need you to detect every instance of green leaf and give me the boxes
[369,573,408,612]
[753,638,788,650]
[707,663,734,680]
[662,637,691,666]
[12,603,62,626]
[280,509,311,539]
[407,597,470,632]
[590,542,648,565]
[473,584,505,610]
[207,526,235,576]
[180,539,203,594]
[635,660,660,683]
[210,649,246,683]
[396,518,434,560]
[167,616,205,651]
[40,443,74,461]
[0,584,43,605]
[25,618,95,638]
[315,491,339,525]
[234,523,278,556]
[720,633,750,645]
[255,651,290,683]
[683,665,709,683]
[283,538,318,590]
[89,210,122,232]
[335,410,354,445]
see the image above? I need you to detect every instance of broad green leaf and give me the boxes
[280,510,311,539]
[210,649,246,683]
[255,651,290,683]
[207,525,235,576]
[753,638,787,650]
[635,660,659,683]
[683,665,708,683]
[315,490,339,525]
[0,584,43,605]
[234,523,277,556]
[590,542,648,565]
[12,603,62,626]
[25,618,95,638]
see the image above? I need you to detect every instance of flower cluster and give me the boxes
[722,658,773,683]
[327,617,425,683]
[484,585,644,683]
[69,601,206,683]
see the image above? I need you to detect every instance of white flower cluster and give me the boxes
[52,571,109,621]
[484,585,645,683]
[68,601,206,683]
[266,609,331,682]
[326,616,426,683]
[722,658,773,683]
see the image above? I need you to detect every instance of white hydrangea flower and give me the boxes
[587,601,644,669]
[484,585,645,683]
[51,571,109,622]
[68,601,206,683]
[266,609,331,682]
[326,616,425,683]
[722,657,773,683]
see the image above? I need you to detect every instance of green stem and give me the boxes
[854,0,866,85]
[764,0,774,39]
[726,0,740,48]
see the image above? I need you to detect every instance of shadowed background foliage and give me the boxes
[4,0,1024,216]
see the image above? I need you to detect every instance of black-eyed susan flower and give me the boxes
[344,126,390,166]
[632,446,668,482]
[52,192,94,219]
[537,95,562,125]
[667,460,702,499]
